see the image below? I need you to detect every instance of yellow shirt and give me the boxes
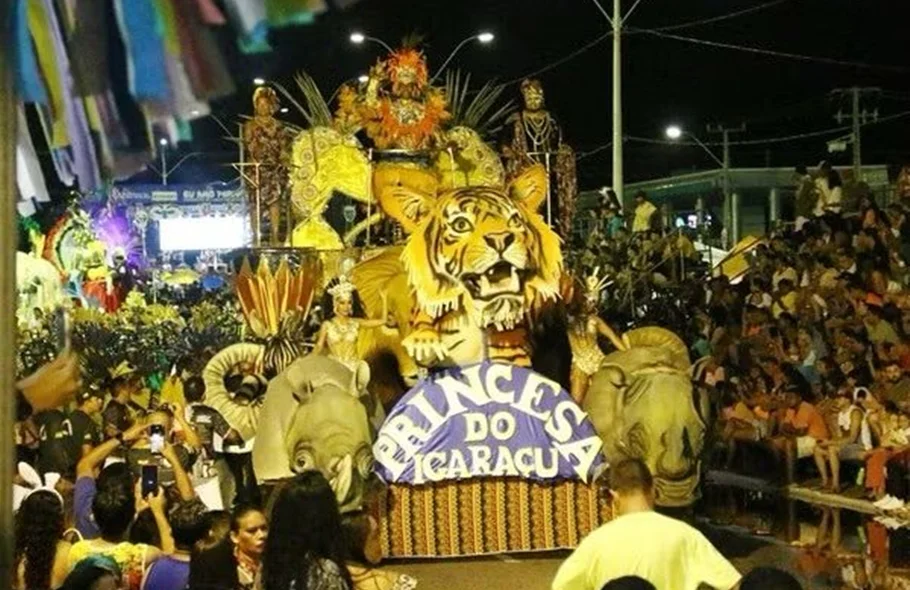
[771,292,797,318]
[551,511,741,590]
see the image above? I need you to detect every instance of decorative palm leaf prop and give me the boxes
[272,70,333,128]
[235,255,323,339]
[444,70,515,137]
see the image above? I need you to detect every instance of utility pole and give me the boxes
[612,0,623,203]
[707,123,744,248]
[1,1,18,585]
[831,87,879,182]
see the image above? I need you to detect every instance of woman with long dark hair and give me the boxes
[14,489,71,590]
[343,511,417,590]
[189,504,268,590]
[262,471,353,590]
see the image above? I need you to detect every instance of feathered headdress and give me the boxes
[584,266,610,303]
[328,273,356,301]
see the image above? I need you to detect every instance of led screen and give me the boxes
[158,216,249,251]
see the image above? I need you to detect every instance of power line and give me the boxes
[497,32,612,87]
[577,110,910,157]
[498,0,793,88]
[630,29,910,73]
[635,0,794,33]
[577,142,613,160]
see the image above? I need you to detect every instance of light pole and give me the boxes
[152,140,204,186]
[159,138,168,185]
[430,32,495,83]
[665,125,731,246]
[349,32,394,53]
[612,0,623,205]
[590,0,646,207]
[664,125,724,167]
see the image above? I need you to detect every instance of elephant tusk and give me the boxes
[329,454,354,509]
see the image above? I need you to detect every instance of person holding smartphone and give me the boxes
[125,408,199,495]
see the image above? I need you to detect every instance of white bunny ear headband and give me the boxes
[13,462,63,512]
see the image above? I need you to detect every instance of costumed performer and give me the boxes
[567,267,627,404]
[313,272,393,379]
[501,78,577,238]
[78,240,116,312]
[242,86,293,246]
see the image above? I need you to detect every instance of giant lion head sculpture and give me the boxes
[584,327,708,507]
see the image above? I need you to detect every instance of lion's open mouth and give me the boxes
[462,261,527,301]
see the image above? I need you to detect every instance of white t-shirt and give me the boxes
[551,511,742,590]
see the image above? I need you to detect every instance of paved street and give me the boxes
[387,553,567,590]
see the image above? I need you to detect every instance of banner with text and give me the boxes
[374,363,604,485]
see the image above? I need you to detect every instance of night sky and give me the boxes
[103,0,910,188]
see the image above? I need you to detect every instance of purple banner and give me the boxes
[374,362,604,485]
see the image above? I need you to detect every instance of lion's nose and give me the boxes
[485,232,515,253]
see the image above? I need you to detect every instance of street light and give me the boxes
[664,125,723,167]
[253,77,266,86]
[430,32,496,83]
[665,124,737,246]
[349,31,394,53]
[357,74,369,83]
[159,138,168,147]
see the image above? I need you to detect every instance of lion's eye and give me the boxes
[451,217,473,233]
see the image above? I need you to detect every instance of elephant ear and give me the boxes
[623,327,690,372]
[583,363,627,413]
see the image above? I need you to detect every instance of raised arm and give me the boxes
[358,291,391,329]
[144,485,175,555]
[593,316,628,352]
[162,442,195,502]
[76,421,147,479]
[313,323,328,355]
[170,402,201,451]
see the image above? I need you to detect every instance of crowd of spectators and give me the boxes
[12,162,910,589]
[11,355,417,590]
[688,195,910,512]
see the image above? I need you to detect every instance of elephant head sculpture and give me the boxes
[583,327,708,507]
[251,354,374,513]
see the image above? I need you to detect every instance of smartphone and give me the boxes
[141,464,158,497]
[54,307,71,353]
[149,424,166,454]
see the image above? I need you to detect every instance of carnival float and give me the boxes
[17,40,705,558]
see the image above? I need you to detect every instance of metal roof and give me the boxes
[580,165,891,204]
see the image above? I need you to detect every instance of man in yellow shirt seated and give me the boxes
[551,459,742,590]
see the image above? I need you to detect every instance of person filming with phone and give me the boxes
[126,406,200,493]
